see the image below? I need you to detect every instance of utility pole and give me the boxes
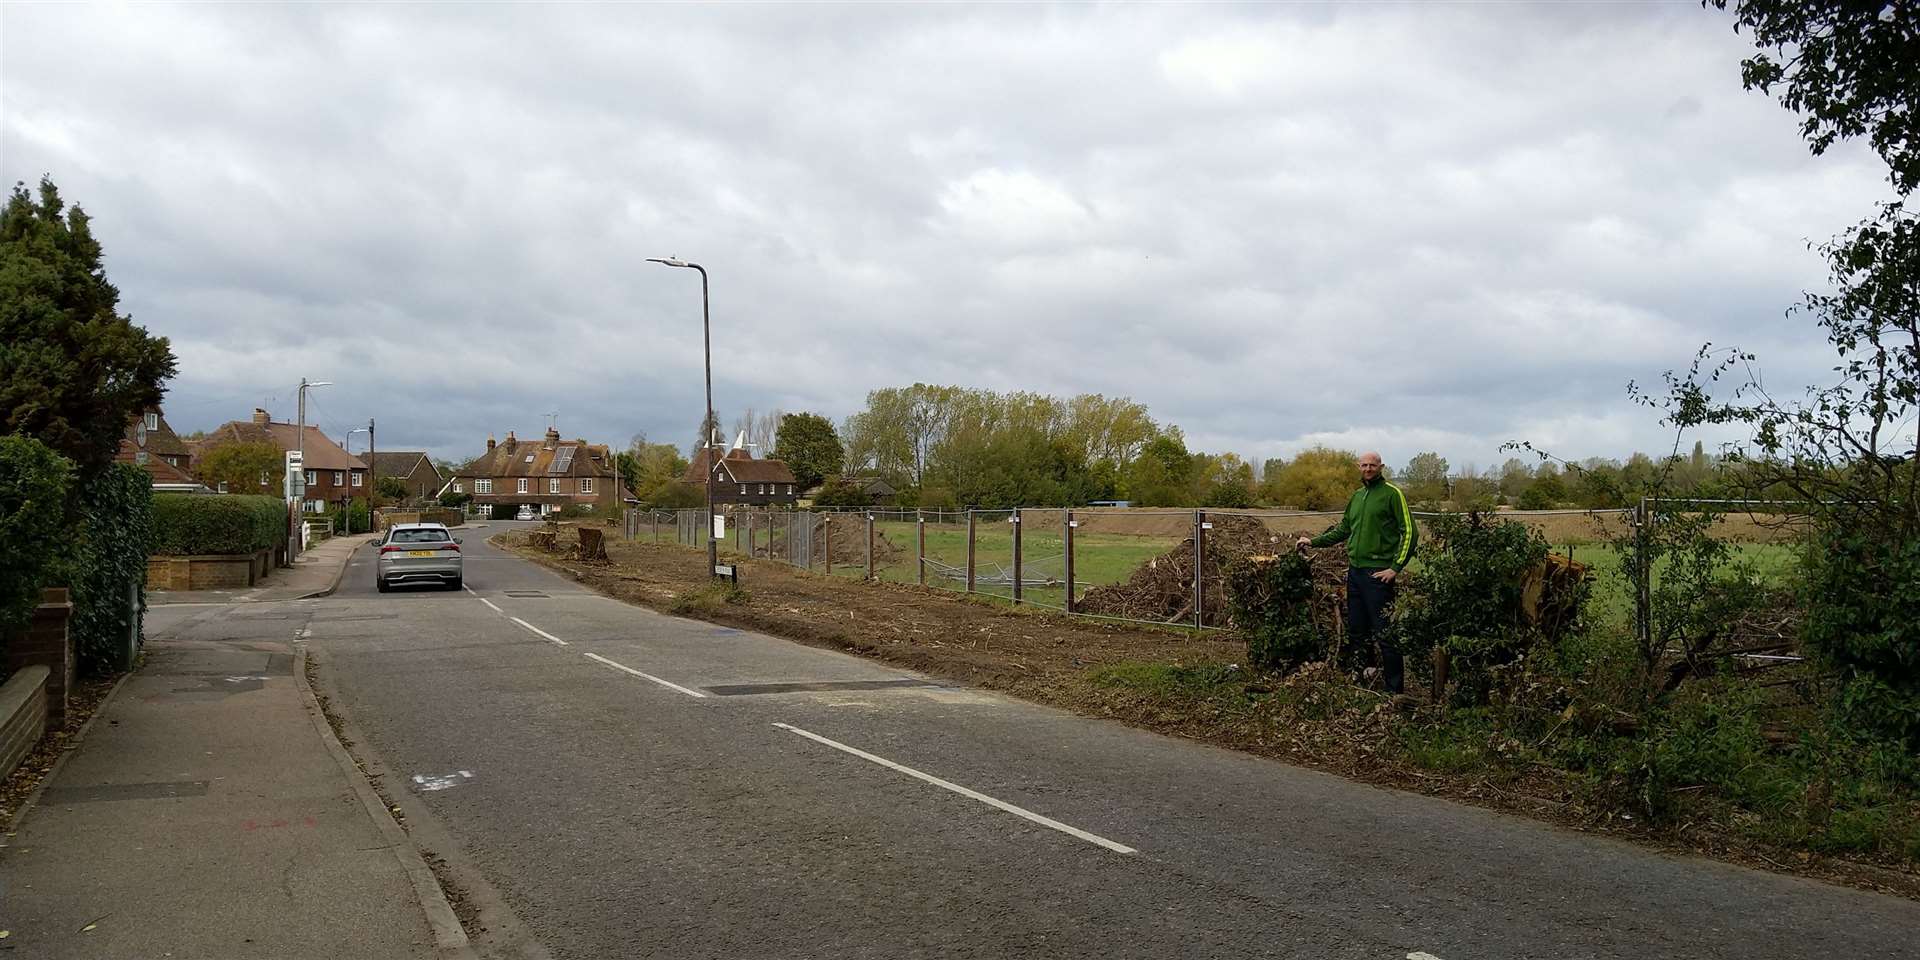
[368,417,376,506]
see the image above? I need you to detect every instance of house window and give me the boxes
[786,484,793,495]
[739,484,747,495]
[144,412,158,431]
[333,471,344,486]
[476,479,491,494]
[218,481,228,493]
[305,470,317,486]
[259,471,270,485]
[549,478,561,494]
[580,478,593,494]
[352,472,362,487]
[135,451,149,465]
[454,481,464,493]
[758,483,767,495]
[165,456,179,467]
[518,478,529,494]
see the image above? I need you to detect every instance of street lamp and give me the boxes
[296,378,332,550]
[646,257,719,578]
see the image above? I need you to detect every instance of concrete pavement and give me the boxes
[147,532,378,606]
[0,532,465,959]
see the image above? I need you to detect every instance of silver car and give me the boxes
[376,522,463,592]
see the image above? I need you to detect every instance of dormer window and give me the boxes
[144,412,158,431]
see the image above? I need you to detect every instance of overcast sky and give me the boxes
[1,2,1888,474]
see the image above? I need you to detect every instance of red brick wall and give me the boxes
[4,591,72,727]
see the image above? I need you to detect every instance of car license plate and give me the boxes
[407,550,436,558]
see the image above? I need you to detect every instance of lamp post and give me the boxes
[345,426,369,534]
[646,257,719,578]
[296,378,332,552]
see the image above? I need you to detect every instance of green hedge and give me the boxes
[55,464,154,674]
[0,435,73,637]
[152,494,287,556]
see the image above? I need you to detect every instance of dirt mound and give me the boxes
[1079,515,1346,627]
[823,521,900,568]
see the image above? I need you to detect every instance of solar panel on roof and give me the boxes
[550,444,576,474]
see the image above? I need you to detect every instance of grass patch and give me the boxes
[1090,660,1243,696]
[668,582,751,616]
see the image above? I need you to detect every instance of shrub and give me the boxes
[1804,529,1920,747]
[0,435,72,636]
[439,491,471,508]
[1226,553,1323,672]
[813,480,872,507]
[55,464,153,674]
[152,494,286,555]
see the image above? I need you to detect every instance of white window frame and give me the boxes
[454,480,464,493]
[739,483,747,494]
[144,412,158,431]
[549,478,561,494]
[351,472,362,487]
[518,478,529,494]
[333,471,344,486]
[259,471,270,485]
[580,478,593,494]
[476,479,491,494]
[217,481,228,493]
[305,470,317,486]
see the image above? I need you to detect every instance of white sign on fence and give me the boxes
[712,514,727,539]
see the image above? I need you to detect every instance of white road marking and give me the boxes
[510,617,568,645]
[480,598,502,613]
[770,722,1136,855]
[1408,953,1448,960]
[582,652,709,698]
[411,770,475,792]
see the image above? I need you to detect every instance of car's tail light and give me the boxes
[379,545,403,554]
[441,542,460,551]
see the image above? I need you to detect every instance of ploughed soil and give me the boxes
[499,524,1918,900]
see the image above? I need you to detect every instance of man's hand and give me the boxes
[1295,537,1312,553]
[1371,568,1397,583]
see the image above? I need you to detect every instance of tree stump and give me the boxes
[577,527,608,562]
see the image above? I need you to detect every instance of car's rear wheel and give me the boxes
[376,577,390,593]
[448,576,463,591]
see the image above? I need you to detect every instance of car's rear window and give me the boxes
[390,529,451,544]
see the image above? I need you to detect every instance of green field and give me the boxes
[710,516,1804,628]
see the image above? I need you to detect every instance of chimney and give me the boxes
[544,426,561,448]
[505,430,516,445]
[486,434,496,452]
[252,408,271,425]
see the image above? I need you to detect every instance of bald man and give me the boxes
[1296,451,1418,694]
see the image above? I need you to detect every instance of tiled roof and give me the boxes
[369,451,434,478]
[124,406,191,458]
[114,439,203,487]
[202,418,367,471]
[456,437,613,479]
[687,448,796,485]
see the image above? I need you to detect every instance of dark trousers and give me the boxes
[1345,567,1402,693]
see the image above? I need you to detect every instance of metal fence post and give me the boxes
[1194,510,1207,630]
[965,509,976,594]
[1064,509,1075,614]
[1012,508,1023,605]
[1635,497,1652,656]
[916,510,926,586]
[823,515,833,575]
[866,513,875,581]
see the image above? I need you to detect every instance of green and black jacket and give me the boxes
[1310,477,1417,572]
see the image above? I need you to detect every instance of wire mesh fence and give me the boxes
[634,502,1810,637]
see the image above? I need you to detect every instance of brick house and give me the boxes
[683,448,800,506]
[115,406,207,493]
[194,409,367,512]
[368,451,443,502]
[449,427,616,517]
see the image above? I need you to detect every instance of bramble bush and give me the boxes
[1226,552,1322,672]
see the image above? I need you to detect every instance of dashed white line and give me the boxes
[582,652,709,698]
[770,722,1136,855]
[480,598,502,613]
[1408,953,1449,960]
[510,616,568,645]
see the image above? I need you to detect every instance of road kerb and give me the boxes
[294,644,477,959]
[0,670,133,837]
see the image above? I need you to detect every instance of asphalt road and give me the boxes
[256,521,1920,959]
